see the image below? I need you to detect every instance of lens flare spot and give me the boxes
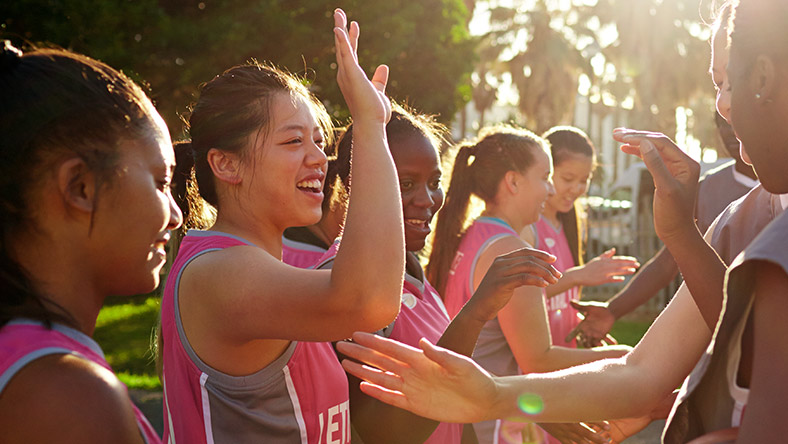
[517,393,544,415]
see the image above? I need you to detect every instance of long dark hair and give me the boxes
[175,62,333,229]
[543,126,596,266]
[0,42,157,328]
[426,125,548,296]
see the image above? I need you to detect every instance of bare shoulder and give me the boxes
[481,234,529,260]
[0,353,144,444]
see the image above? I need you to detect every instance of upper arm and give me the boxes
[0,353,143,444]
[180,246,398,344]
[736,261,788,443]
[473,236,554,372]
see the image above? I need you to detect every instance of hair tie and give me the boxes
[1,41,22,73]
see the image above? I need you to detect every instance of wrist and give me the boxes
[457,299,494,327]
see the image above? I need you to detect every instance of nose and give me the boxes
[716,80,732,122]
[167,191,183,230]
[307,139,328,169]
[547,179,556,197]
[411,184,437,208]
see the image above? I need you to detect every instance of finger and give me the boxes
[349,21,359,60]
[601,248,615,258]
[334,8,348,30]
[635,139,677,187]
[341,358,403,389]
[419,337,473,372]
[333,27,348,77]
[603,334,618,345]
[498,246,558,264]
[337,337,411,373]
[620,144,643,159]
[371,64,389,93]
[569,300,592,312]
[348,331,423,363]
[565,324,583,343]
[501,260,562,283]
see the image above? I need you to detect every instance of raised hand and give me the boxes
[613,129,700,244]
[566,300,617,347]
[333,9,391,125]
[572,248,639,287]
[337,332,498,424]
[467,247,562,323]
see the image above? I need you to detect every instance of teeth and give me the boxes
[296,179,322,189]
[406,219,427,226]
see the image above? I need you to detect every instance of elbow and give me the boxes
[348,286,402,332]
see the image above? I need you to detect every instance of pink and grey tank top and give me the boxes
[533,216,580,348]
[0,319,160,443]
[317,243,462,444]
[161,230,350,444]
[282,237,329,269]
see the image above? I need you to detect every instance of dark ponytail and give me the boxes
[0,42,157,328]
[427,125,547,296]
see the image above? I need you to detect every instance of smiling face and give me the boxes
[241,92,328,230]
[90,113,183,295]
[515,147,554,226]
[544,152,593,215]
[390,133,444,252]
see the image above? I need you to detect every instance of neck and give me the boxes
[212,207,283,259]
[14,230,103,336]
[734,160,758,181]
[542,203,560,227]
[482,203,526,233]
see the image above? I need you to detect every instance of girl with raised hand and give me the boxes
[0,42,181,443]
[160,10,404,443]
[337,1,788,442]
[522,127,638,348]
[426,126,631,444]
[297,104,563,444]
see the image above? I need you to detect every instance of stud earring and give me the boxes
[755,93,762,99]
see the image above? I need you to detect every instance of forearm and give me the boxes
[437,303,487,357]
[607,246,678,319]
[332,124,404,317]
[520,344,631,374]
[545,270,579,298]
[661,227,726,329]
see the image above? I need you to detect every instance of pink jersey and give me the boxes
[161,230,350,444]
[282,236,328,269]
[317,242,462,444]
[533,216,580,348]
[0,319,160,443]
[443,217,519,319]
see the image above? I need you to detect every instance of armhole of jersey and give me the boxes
[468,233,519,294]
[0,347,75,392]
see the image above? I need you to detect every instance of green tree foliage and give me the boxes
[1,0,475,133]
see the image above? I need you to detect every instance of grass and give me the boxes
[94,293,162,390]
[94,293,656,391]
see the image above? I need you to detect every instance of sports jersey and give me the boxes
[533,216,579,348]
[317,242,462,444]
[0,319,160,443]
[161,230,350,444]
[695,161,757,235]
[663,185,785,443]
[282,227,330,269]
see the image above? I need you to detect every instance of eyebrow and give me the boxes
[275,124,322,133]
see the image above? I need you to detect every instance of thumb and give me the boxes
[371,64,389,92]
[570,299,590,312]
[639,139,675,188]
[602,248,616,258]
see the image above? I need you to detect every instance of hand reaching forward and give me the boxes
[613,129,700,244]
[566,300,617,347]
[467,247,562,323]
[572,248,640,287]
[333,9,391,125]
[337,332,499,424]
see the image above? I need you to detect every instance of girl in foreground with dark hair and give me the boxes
[523,126,638,348]
[0,42,181,443]
[160,10,406,443]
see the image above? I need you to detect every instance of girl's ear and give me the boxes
[207,148,243,185]
[751,54,777,104]
[503,170,519,195]
[57,157,97,214]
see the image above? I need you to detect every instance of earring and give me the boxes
[755,93,762,99]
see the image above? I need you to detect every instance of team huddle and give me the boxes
[1,1,787,443]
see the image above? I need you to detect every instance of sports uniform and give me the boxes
[318,242,462,444]
[0,319,160,443]
[532,216,579,348]
[282,227,330,269]
[161,230,350,444]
